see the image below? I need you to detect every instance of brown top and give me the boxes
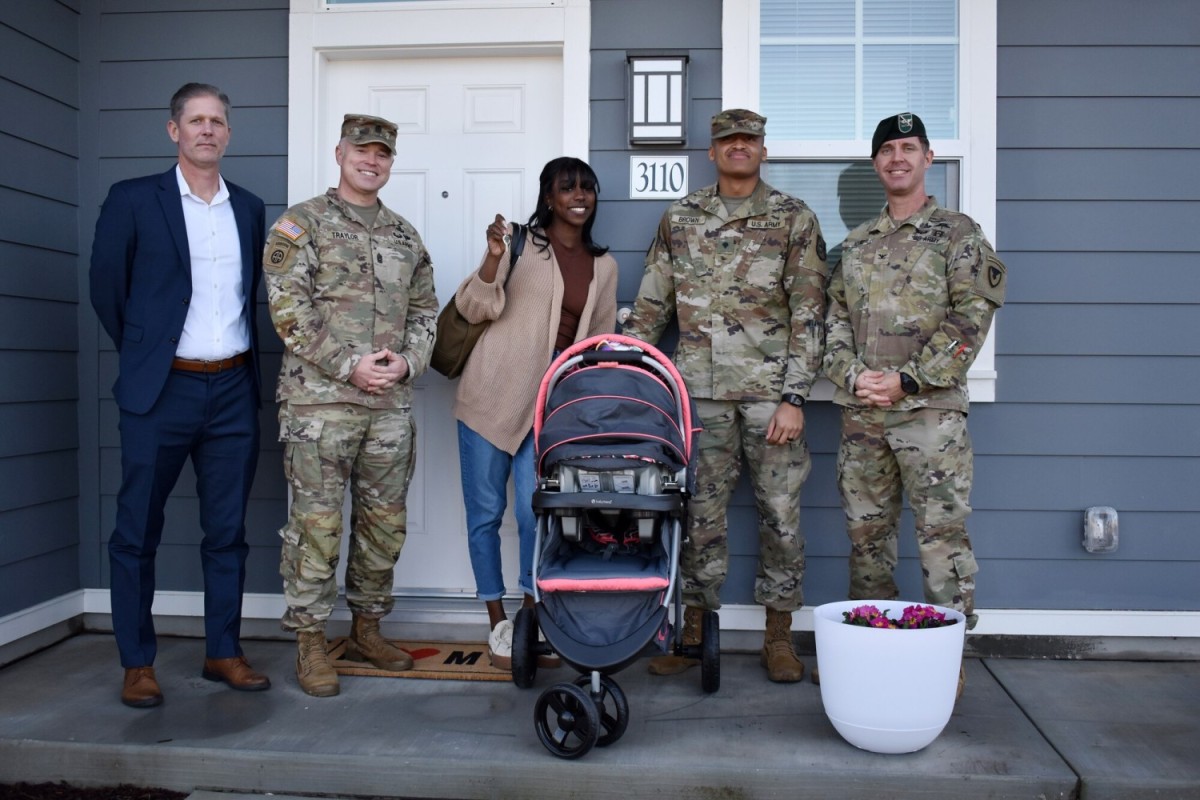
[551,238,595,351]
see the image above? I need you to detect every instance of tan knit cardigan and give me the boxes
[453,231,619,455]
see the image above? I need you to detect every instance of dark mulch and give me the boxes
[0,784,186,800]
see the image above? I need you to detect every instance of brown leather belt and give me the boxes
[171,352,248,373]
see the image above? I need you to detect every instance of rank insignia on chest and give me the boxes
[910,226,947,244]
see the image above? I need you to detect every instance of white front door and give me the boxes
[323,54,563,597]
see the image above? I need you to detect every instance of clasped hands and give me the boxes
[854,369,905,407]
[350,349,408,394]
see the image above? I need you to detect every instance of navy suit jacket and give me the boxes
[90,167,266,415]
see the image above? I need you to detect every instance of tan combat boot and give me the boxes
[761,608,805,683]
[296,630,339,697]
[648,605,703,675]
[346,615,413,671]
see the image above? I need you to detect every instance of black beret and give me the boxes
[871,112,927,158]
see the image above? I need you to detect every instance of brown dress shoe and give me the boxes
[202,656,271,691]
[122,666,163,708]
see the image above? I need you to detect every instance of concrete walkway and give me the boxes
[1,633,1198,799]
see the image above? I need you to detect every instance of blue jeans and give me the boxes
[457,421,536,600]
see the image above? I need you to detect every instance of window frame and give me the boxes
[722,0,999,401]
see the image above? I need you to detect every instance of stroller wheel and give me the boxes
[534,682,600,759]
[573,674,629,747]
[511,607,538,689]
[700,610,720,693]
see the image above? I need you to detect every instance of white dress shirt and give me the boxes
[174,165,250,360]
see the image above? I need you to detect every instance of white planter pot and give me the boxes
[813,599,966,754]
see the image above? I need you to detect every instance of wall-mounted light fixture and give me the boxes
[627,52,688,145]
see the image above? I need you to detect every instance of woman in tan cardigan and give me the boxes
[452,157,619,668]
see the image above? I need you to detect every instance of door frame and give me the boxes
[287,0,591,205]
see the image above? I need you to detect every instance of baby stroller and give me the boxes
[510,333,720,759]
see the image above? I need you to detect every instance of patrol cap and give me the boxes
[711,109,767,140]
[871,112,927,158]
[340,113,398,154]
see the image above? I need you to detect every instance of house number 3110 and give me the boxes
[629,156,688,200]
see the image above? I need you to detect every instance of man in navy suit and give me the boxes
[90,83,270,707]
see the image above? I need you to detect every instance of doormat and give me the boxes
[326,637,511,682]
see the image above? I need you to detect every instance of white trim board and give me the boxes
[4,591,1198,648]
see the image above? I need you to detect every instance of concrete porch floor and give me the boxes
[1,633,1198,800]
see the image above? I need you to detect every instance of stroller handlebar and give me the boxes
[577,349,647,367]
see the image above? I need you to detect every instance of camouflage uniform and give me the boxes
[824,197,1006,628]
[264,189,438,632]
[623,179,828,612]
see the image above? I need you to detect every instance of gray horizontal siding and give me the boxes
[0,451,78,512]
[0,133,79,205]
[97,9,286,62]
[0,187,78,254]
[0,23,79,107]
[99,57,288,111]
[0,0,82,617]
[0,501,79,564]
[0,296,79,351]
[999,200,1200,251]
[999,304,1200,356]
[998,98,1200,148]
[998,47,1200,97]
[1002,252,1200,304]
[0,352,79,404]
[0,402,80,458]
[996,356,1200,404]
[0,78,79,158]
[0,3,79,59]
[997,150,1200,201]
[972,454,1197,511]
[103,0,284,13]
[0,551,81,615]
[0,243,79,302]
[998,0,1200,46]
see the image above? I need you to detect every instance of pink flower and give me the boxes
[842,603,957,630]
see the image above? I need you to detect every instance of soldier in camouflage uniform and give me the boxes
[264,114,439,697]
[824,113,1007,675]
[623,109,828,683]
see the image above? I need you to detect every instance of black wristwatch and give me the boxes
[781,393,806,408]
[899,373,920,395]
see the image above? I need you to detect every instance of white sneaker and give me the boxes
[488,619,513,670]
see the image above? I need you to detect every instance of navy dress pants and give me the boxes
[109,365,259,668]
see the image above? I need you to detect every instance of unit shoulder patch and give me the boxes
[972,253,1007,306]
[264,236,298,274]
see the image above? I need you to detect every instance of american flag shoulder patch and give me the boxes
[274,218,306,241]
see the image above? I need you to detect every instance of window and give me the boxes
[722,0,998,399]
